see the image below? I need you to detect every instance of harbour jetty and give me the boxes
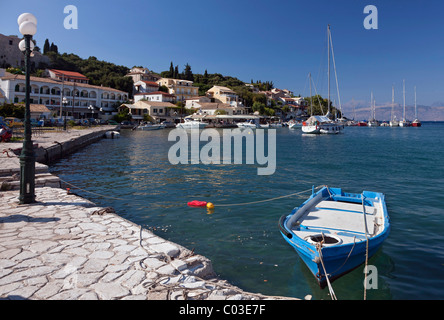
[0,127,298,300]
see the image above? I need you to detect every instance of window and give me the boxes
[9,40,13,45]
[153,108,158,114]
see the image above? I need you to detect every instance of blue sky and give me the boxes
[1,0,444,115]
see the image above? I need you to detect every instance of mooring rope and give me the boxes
[362,193,370,300]
[316,238,338,300]
[59,177,323,209]
[214,185,324,207]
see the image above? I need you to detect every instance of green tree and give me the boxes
[252,101,266,115]
[169,62,174,78]
[203,69,208,84]
[174,65,179,79]
[183,63,193,81]
[113,107,132,123]
[0,103,25,119]
[158,85,169,93]
[43,39,50,54]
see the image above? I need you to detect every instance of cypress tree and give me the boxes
[43,39,50,54]
[174,65,179,79]
[183,63,193,81]
[169,62,174,78]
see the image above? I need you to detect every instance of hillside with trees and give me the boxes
[30,38,134,98]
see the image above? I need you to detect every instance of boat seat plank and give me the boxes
[294,200,377,241]
[316,200,376,215]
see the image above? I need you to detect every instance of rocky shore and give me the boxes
[0,127,300,300]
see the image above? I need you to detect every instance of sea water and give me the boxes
[50,123,444,300]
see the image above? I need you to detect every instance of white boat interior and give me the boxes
[290,198,385,245]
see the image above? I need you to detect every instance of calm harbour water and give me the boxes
[49,123,444,300]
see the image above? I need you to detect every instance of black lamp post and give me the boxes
[62,97,68,130]
[17,13,37,204]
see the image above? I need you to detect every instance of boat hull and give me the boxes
[412,120,421,127]
[176,123,207,129]
[138,125,165,131]
[280,226,388,288]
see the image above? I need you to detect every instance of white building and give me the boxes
[157,78,199,102]
[133,80,159,95]
[185,96,211,109]
[119,100,177,123]
[134,91,175,103]
[0,68,128,119]
[206,85,243,108]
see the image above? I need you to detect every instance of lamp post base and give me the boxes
[19,152,36,204]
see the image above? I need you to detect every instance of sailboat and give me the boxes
[389,85,399,127]
[302,25,344,135]
[368,92,379,127]
[399,80,411,127]
[412,86,421,127]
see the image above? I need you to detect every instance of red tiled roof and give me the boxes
[141,81,159,87]
[49,69,89,80]
[1,73,127,94]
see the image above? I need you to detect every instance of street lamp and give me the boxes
[88,105,94,125]
[62,97,68,130]
[17,13,37,204]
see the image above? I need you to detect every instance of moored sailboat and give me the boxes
[367,92,379,127]
[302,25,343,135]
[389,85,399,127]
[411,86,421,127]
[399,80,411,127]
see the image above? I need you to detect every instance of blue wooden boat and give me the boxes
[279,186,390,288]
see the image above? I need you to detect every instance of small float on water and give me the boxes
[105,131,120,139]
[278,186,390,288]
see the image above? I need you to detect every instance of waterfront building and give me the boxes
[185,96,211,109]
[196,102,247,116]
[156,78,199,102]
[119,100,178,123]
[0,68,128,120]
[30,104,51,120]
[206,85,243,108]
[46,69,89,84]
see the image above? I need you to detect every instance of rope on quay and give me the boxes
[59,178,143,202]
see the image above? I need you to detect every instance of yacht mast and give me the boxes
[414,86,417,119]
[403,79,406,121]
[309,73,313,116]
[391,85,395,121]
[327,24,331,116]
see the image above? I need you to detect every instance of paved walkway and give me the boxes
[0,128,299,300]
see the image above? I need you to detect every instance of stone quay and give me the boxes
[0,127,301,300]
